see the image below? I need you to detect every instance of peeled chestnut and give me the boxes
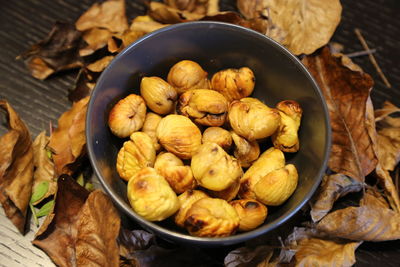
[127,167,180,221]
[167,60,210,94]
[140,76,177,115]
[174,189,209,227]
[239,147,285,199]
[116,132,156,181]
[202,127,232,151]
[230,199,268,231]
[272,100,303,152]
[142,112,162,151]
[156,114,202,159]
[228,97,280,141]
[177,89,228,126]
[253,164,298,206]
[206,178,240,201]
[211,67,255,102]
[108,94,146,138]
[184,198,240,237]
[154,152,196,194]
[231,131,260,168]
[191,142,243,191]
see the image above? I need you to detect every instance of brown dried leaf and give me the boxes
[375,101,400,122]
[302,47,377,182]
[75,190,120,267]
[18,22,83,80]
[48,96,89,176]
[262,0,342,55]
[75,0,128,33]
[148,2,204,23]
[86,56,115,73]
[32,131,56,205]
[237,0,267,20]
[79,28,113,57]
[0,100,34,233]
[316,189,400,241]
[33,175,90,267]
[68,68,96,103]
[310,174,363,222]
[118,229,155,258]
[375,165,400,212]
[224,245,275,267]
[165,0,219,15]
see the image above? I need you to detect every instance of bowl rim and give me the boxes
[86,21,331,246]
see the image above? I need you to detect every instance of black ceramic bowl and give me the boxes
[86,21,331,246]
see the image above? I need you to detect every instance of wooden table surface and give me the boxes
[1,0,400,266]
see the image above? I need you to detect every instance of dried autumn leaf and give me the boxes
[75,0,128,33]
[48,96,89,176]
[237,0,267,19]
[31,131,57,205]
[310,174,363,222]
[375,101,400,122]
[86,56,115,73]
[79,27,113,57]
[75,190,120,267]
[165,0,220,15]
[282,227,361,267]
[316,189,400,241]
[68,68,96,103]
[0,100,34,233]
[33,175,90,267]
[18,22,83,80]
[302,47,377,182]
[130,15,169,34]
[148,2,204,23]
[375,164,400,212]
[224,245,275,267]
[118,229,155,258]
[263,0,342,55]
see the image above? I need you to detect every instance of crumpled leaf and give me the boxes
[375,101,400,122]
[33,175,89,266]
[0,100,34,234]
[18,22,83,80]
[31,131,56,205]
[281,227,361,267]
[33,175,120,267]
[316,189,400,241]
[165,0,220,15]
[262,0,342,55]
[302,47,377,182]
[237,0,267,20]
[118,229,155,258]
[310,174,363,222]
[68,68,97,103]
[48,96,89,176]
[79,28,113,57]
[86,55,115,73]
[375,164,400,212]
[75,0,128,33]
[75,190,120,267]
[148,2,205,23]
[130,15,168,34]
[224,245,275,267]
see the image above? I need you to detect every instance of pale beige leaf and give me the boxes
[264,0,342,55]
[375,101,400,122]
[86,56,115,73]
[310,174,363,222]
[79,28,113,57]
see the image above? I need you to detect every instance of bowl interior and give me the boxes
[87,21,330,246]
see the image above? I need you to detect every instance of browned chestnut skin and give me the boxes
[230,199,268,232]
[231,131,260,168]
[177,89,228,127]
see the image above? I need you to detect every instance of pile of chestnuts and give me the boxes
[108,60,302,237]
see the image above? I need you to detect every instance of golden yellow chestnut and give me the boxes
[191,142,243,191]
[239,147,285,199]
[229,199,268,232]
[174,190,209,227]
[184,198,240,237]
[140,76,177,115]
[108,94,146,138]
[142,112,162,151]
[211,67,255,102]
[177,89,228,126]
[154,152,196,194]
[272,100,303,152]
[202,127,232,151]
[206,178,240,201]
[231,131,260,168]
[156,114,202,159]
[253,164,298,206]
[228,97,280,141]
[167,60,210,94]
[116,132,156,181]
[127,167,180,221]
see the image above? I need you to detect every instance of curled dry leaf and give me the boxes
[316,189,400,241]
[79,27,113,57]
[68,68,97,103]
[130,15,168,34]
[148,2,204,23]
[224,245,275,267]
[302,47,377,182]
[282,227,361,267]
[0,100,34,233]
[75,0,128,33]
[18,22,83,80]
[237,0,267,20]
[48,96,89,176]
[118,229,155,259]
[310,174,363,222]
[31,131,56,205]
[263,0,342,55]
[165,0,219,15]
[86,55,115,73]
[33,176,120,267]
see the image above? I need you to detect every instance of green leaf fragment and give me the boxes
[36,199,55,217]
[84,182,94,191]
[30,181,49,204]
